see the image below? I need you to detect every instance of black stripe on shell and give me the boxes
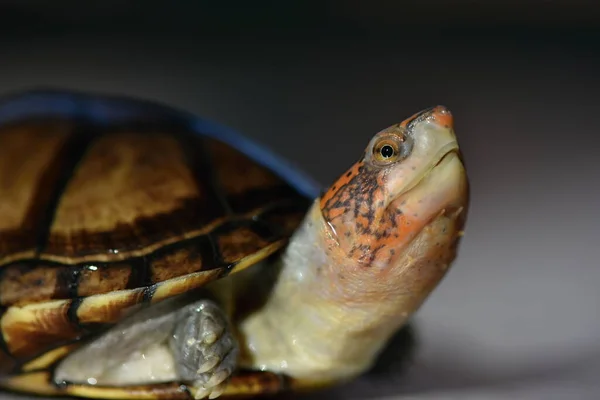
[66,297,84,330]
[31,122,99,256]
[0,200,306,305]
[55,266,82,299]
[127,256,156,304]
[141,285,157,305]
[126,257,153,291]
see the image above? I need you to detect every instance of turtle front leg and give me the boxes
[171,300,239,400]
[54,295,238,400]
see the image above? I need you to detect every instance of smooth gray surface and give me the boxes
[0,35,598,399]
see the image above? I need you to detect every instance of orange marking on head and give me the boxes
[319,161,363,210]
[368,211,423,266]
[325,207,345,221]
[318,104,466,271]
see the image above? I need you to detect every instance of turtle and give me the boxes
[0,89,469,400]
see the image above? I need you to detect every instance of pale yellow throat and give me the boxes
[237,197,462,386]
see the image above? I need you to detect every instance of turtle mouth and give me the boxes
[383,143,466,249]
[399,142,460,196]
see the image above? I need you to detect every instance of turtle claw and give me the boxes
[198,355,220,374]
[194,385,211,400]
[193,380,227,400]
[208,382,227,399]
[192,344,237,398]
[170,300,238,400]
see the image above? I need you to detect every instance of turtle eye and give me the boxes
[380,144,395,158]
[372,135,405,165]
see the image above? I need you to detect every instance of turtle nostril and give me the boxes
[430,106,453,129]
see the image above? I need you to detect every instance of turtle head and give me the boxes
[233,107,469,381]
[319,106,468,308]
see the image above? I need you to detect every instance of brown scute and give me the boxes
[0,118,308,266]
[213,225,272,267]
[0,212,302,308]
[75,289,147,325]
[150,269,224,304]
[0,115,311,385]
[1,300,81,359]
[260,207,308,238]
[77,263,133,297]
[75,268,226,325]
[0,246,280,374]
[206,138,282,195]
[0,119,75,265]
[150,244,204,283]
[0,262,133,307]
[0,268,230,364]
[44,130,219,260]
[205,138,299,214]
[0,263,63,307]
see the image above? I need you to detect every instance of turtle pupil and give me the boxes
[380,145,395,158]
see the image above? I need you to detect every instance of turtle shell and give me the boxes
[0,90,314,399]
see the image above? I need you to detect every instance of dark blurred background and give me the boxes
[0,1,599,399]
